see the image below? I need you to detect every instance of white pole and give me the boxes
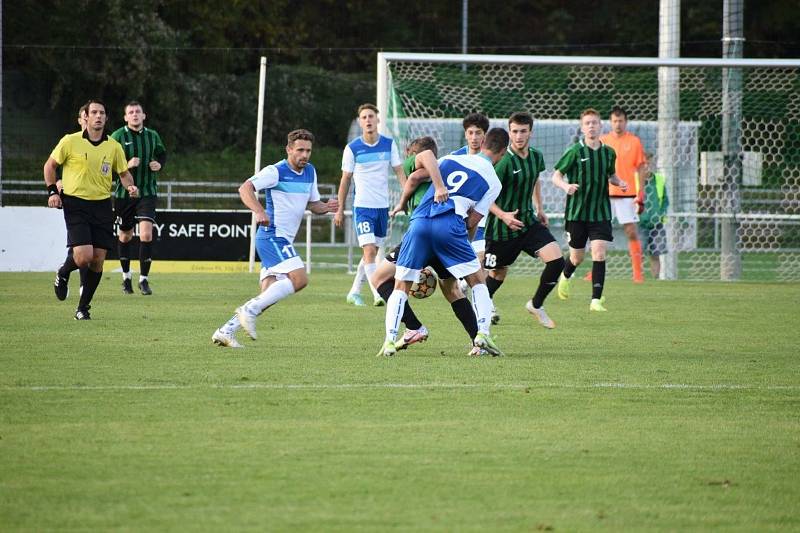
[305,212,312,274]
[249,56,267,273]
[658,0,680,280]
[376,52,388,136]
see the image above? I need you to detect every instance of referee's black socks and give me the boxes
[532,257,565,309]
[58,250,79,278]
[78,268,103,310]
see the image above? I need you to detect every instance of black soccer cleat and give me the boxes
[54,269,69,301]
[122,278,134,294]
[138,279,152,295]
[74,306,91,320]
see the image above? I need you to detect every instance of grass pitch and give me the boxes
[1,271,799,531]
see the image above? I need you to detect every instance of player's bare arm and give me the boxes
[608,174,628,192]
[333,171,352,227]
[307,198,339,215]
[43,157,62,208]
[533,180,548,226]
[393,164,407,188]
[466,209,484,232]
[552,169,579,195]
[413,149,448,204]
[239,180,269,225]
[128,157,140,169]
[489,202,524,231]
[118,170,139,198]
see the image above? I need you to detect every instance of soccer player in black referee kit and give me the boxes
[44,99,139,320]
[111,101,167,295]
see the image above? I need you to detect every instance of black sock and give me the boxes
[139,241,153,277]
[118,240,131,274]
[58,252,79,278]
[78,268,103,309]
[563,258,577,279]
[451,297,478,340]
[377,279,422,330]
[591,261,606,300]
[486,276,503,297]
[532,257,565,308]
[79,267,87,291]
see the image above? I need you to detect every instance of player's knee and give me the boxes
[490,267,508,281]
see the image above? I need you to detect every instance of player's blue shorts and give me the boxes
[256,234,304,273]
[353,207,388,247]
[395,213,480,281]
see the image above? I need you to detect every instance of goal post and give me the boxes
[377,52,800,282]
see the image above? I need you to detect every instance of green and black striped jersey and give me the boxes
[485,147,546,241]
[403,154,431,215]
[555,140,616,222]
[111,126,166,198]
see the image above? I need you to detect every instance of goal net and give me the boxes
[377,53,800,282]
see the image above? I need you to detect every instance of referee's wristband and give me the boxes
[47,184,59,196]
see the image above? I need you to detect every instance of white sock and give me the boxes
[471,283,493,335]
[384,289,407,342]
[123,272,132,280]
[364,262,380,300]
[349,259,365,296]
[139,275,148,282]
[220,314,240,334]
[244,277,295,315]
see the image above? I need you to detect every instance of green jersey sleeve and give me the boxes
[555,145,577,175]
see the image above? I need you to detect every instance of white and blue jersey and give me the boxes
[450,145,469,155]
[341,134,402,208]
[396,154,501,281]
[448,146,486,242]
[249,159,320,272]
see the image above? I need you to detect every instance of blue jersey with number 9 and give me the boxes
[411,154,502,222]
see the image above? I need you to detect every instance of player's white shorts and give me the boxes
[471,226,486,254]
[256,235,304,281]
[395,214,481,282]
[353,206,388,247]
[611,197,640,225]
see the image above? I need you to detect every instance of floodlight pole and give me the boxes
[249,56,267,273]
[720,0,744,280]
[658,0,680,280]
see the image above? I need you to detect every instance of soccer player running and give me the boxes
[483,112,565,329]
[212,129,338,348]
[600,106,647,283]
[552,108,628,312]
[46,100,139,320]
[111,101,167,295]
[378,128,508,357]
[334,103,406,307]
[371,137,481,353]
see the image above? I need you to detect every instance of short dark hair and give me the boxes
[408,136,438,157]
[357,103,379,116]
[462,113,489,133]
[77,103,89,118]
[287,129,314,145]
[125,100,144,113]
[609,105,627,119]
[508,111,533,128]
[85,99,106,113]
[483,128,509,154]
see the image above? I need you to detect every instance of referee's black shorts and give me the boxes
[62,194,116,250]
[564,220,613,249]
[385,244,453,280]
[484,222,557,270]
[115,196,157,231]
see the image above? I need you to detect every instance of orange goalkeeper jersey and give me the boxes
[600,131,645,197]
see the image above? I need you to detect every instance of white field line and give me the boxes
[1,382,798,392]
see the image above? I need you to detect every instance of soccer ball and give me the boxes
[409,267,437,299]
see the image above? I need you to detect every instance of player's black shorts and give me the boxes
[484,222,557,270]
[62,194,116,250]
[385,244,453,280]
[115,196,157,231]
[564,220,613,249]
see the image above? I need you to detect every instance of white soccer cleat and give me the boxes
[212,329,243,348]
[395,325,429,351]
[525,301,556,329]
[236,306,258,340]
